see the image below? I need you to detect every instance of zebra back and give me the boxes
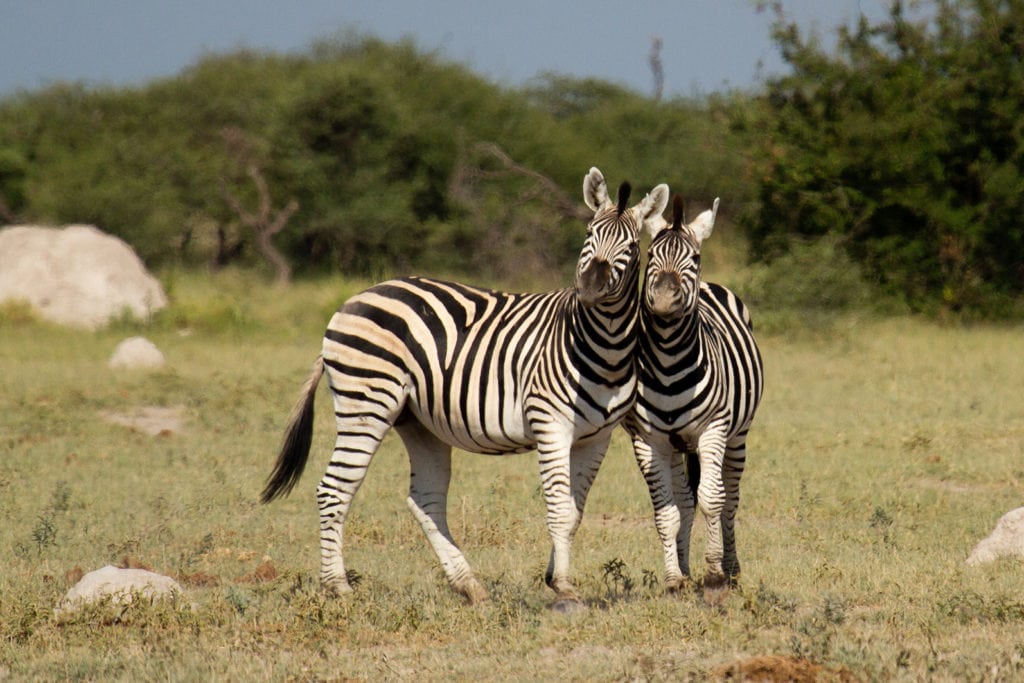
[321,171,669,454]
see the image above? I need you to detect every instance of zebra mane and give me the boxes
[616,182,632,215]
[671,194,684,231]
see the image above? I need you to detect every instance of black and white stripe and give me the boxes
[625,195,764,600]
[263,168,669,606]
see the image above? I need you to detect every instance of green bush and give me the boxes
[741,0,1024,316]
[740,235,874,312]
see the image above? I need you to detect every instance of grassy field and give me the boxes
[2,269,1023,681]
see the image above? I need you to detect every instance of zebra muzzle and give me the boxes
[576,259,612,308]
[649,272,684,318]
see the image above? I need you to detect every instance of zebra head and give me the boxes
[644,194,720,319]
[576,167,669,309]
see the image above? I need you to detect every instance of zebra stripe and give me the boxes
[264,168,669,606]
[625,195,764,601]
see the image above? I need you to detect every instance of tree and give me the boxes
[743,0,1024,315]
[220,127,298,285]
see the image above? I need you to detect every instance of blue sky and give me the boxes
[1,1,890,97]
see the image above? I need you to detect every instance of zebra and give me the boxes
[262,167,670,609]
[625,194,764,603]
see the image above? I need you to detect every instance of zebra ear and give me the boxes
[637,183,670,236]
[689,197,720,245]
[583,167,611,212]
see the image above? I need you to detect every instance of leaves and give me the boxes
[744,0,1024,316]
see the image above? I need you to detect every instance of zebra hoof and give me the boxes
[665,576,693,595]
[322,583,354,598]
[549,597,587,615]
[459,581,489,606]
[321,578,355,597]
[702,574,730,606]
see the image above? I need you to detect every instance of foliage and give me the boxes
[734,234,888,335]
[741,0,1024,316]
[0,34,747,288]
[3,11,1022,319]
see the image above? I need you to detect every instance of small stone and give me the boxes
[966,508,1024,566]
[55,565,182,618]
[109,336,165,369]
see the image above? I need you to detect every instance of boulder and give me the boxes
[0,224,167,329]
[966,507,1024,565]
[55,565,182,618]
[109,336,166,369]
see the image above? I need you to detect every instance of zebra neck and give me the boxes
[641,304,705,373]
[570,293,639,376]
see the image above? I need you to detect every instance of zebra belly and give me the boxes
[404,393,535,455]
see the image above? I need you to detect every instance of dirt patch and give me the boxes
[120,556,153,571]
[177,571,221,587]
[99,405,185,436]
[913,476,985,495]
[714,655,857,682]
[237,561,279,584]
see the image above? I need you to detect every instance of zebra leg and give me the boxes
[695,427,729,604]
[631,435,686,590]
[541,436,608,609]
[673,448,698,583]
[317,370,405,596]
[317,415,393,595]
[722,437,748,580]
[396,421,488,605]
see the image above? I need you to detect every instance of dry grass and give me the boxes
[2,272,1023,681]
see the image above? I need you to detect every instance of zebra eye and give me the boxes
[692,254,701,266]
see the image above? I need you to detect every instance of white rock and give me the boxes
[109,336,166,369]
[966,507,1024,565]
[0,224,167,329]
[55,565,182,617]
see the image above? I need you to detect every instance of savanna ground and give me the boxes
[2,269,1023,681]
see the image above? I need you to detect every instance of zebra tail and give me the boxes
[685,449,701,500]
[261,356,325,504]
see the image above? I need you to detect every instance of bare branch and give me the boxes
[219,129,299,286]
[649,36,664,102]
[471,142,591,222]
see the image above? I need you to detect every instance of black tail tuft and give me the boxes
[616,181,632,214]
[261,357,324,504]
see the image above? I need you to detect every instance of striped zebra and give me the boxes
[625,194,764,603]
[262,167,669,608]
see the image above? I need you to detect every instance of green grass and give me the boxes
[2,272,1024,681]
